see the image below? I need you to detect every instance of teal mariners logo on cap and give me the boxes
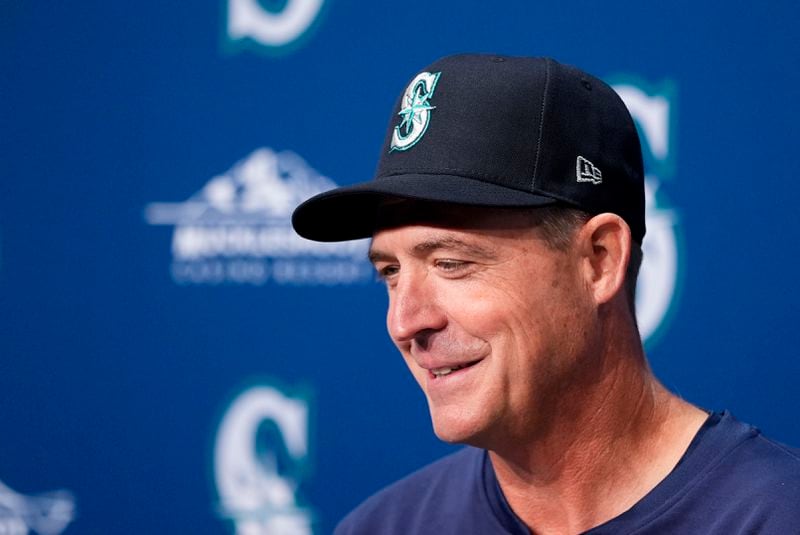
[390,71,441,151]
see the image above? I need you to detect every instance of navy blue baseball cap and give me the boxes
[292,54,645,243]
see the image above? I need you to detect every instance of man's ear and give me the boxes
[574,213,631,306]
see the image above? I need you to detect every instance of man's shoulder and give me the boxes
[642,413,800,533]
[715,426,800,502]
[588,411,800,534]
[356,446,482,504]
[680,415,800,532]
[333,447,487,535]
[709,414,800,485]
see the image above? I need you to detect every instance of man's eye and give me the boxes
[435,260,468,272]
[376,265,400,280]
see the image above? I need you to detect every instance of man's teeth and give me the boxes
[432,364,467,377]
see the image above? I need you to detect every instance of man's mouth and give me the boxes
[430,360,481,378]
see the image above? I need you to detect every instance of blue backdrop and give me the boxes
[2,1,799,533]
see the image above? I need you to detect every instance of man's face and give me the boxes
[369,204,599,448]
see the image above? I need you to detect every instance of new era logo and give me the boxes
[576,156,602,185]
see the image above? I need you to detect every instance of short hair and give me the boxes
[530,206,643,323]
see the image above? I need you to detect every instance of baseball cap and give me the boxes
[292,54,645,243]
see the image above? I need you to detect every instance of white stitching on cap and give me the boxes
[531,59,550,189]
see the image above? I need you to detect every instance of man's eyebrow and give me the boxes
[368,237,498,264]
[367,248,393,265]
[412,237,497,259]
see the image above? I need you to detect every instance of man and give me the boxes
[292,55,800,533]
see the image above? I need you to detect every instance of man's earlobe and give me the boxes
[578,213,631,306]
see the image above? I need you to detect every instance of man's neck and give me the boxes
[488,340,707,534]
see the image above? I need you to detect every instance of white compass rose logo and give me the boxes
[390,71,441,151]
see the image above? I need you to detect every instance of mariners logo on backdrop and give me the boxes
[225,0,327,53]
[611,80,682,346]
[145,147,371,286]
[391,71,441,151]
[214,383,314,534]
[0,478,75,534]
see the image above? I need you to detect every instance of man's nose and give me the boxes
[386,272,447,345]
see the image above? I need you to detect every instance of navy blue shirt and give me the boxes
[335,412,800,534]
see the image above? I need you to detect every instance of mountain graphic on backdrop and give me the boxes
[145,148,337,225]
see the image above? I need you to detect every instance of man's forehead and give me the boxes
[372,199,537,234]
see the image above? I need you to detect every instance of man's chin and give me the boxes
[429,411,490,446]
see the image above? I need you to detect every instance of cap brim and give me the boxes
[292,173,558,242]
